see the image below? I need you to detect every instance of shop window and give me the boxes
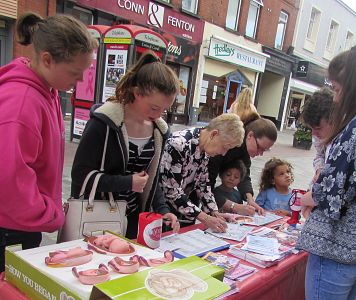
[304,7,321,53]
[274,11,288,50]
[167,63,190,115]
[226,0,241,31]
[199,75,226,122]
[246,0,263,39]
[345,31,354,50]
[72,6,93,25]
[324,20,339,60]
[182,0,198,14]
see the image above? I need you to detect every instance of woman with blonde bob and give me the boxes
[229,88,258,124]
[160,114,245,232]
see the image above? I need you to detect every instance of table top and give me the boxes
[0,217,307,300]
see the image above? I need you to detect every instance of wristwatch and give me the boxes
[230,202,236,211]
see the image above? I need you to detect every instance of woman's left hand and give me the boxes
[162,213,180,233]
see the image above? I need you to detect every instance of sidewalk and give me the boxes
[42,120,316,246]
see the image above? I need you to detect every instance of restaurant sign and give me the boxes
[76,0,204,42]
[208,37,267,73]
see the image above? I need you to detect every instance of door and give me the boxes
[224,80,242,113]
[0,34,6,66]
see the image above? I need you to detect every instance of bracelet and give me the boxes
[230,202,236,211]
[203,214,209,222]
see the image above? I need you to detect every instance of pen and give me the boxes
[163,218,193,224]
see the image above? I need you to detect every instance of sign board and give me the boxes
[208,37,267,73]
[76,0,204,42]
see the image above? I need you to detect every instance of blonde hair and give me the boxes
[229,88,259,124]
[109,50,179,103]
[16,12,98,62]
[206,113,245,147]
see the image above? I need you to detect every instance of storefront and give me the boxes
[193,22,268,123]
[255,46,295,130]
[58,0,204,125]
[286,60,328,129]
[0,0,16,66]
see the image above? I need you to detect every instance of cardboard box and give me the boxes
[5,239,229,299]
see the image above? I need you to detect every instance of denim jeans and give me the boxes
[306,253,356,300]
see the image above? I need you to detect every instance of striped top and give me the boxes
[119,136,155,215]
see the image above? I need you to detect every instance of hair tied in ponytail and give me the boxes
[142,52,161,66]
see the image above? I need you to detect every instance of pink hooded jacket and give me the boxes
[0,57,65,232]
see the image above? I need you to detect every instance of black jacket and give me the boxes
[71,101,170,214]
[208,140,253,199]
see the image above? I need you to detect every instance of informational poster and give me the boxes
[76,49,97,101]
[73,108,90,137]
[102,45,128,102]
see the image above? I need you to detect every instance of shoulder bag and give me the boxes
[57,125,127,242]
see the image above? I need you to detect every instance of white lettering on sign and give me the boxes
[167,16,195,33]
[168,41,182,56]
[8,265,57,300]
[208,38,267,72]
[117,0,145,15]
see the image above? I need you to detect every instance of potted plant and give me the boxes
[293,124,312,150]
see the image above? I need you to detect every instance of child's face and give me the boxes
[311,118,332,140]
[222,168,241,189]
[272,165,292,189]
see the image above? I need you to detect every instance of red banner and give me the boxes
[76,0,204,43]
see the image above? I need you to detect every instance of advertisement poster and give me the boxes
[102,45,128,101]
[73,108,90,137]
[76,49,97,101]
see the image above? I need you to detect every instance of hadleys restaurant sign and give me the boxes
[76,0,204,43]
[208,37,268,73]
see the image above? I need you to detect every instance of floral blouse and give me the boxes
[160,128,219,220]
[297,116,356,264]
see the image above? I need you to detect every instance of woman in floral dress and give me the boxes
[160,114,245,232]
[298,48,356,300]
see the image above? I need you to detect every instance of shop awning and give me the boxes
[289,78,319,94]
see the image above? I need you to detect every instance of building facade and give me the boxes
[56,0,204,125]
[189,0,299,128]
[287,0,356,128]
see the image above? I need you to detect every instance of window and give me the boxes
[246,0,263,39]
[72,6,93,25]
[304,7,321,52]
[345,31,354,50]
[306,7,320,42]
[226,0,241,30]
[275,11,288,50]
[182,0,198,14]
[325,20,339,52]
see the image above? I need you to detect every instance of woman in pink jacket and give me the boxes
[0,12,97,272]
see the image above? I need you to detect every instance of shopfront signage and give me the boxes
[135,32,166,48]
[76,0,204,42]
[163,32,200,66]
[208,37,267,72]
[296,61,309,78]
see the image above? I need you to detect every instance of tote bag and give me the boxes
[57,125,127,242]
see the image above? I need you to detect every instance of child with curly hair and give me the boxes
[255,158,294,216]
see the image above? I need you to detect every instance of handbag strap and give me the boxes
[79,125,116,209]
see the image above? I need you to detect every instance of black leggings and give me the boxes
[0,228,42,272]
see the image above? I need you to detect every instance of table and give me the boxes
[172,222,308,300]
[0,220,308,300]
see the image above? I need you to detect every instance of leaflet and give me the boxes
[157,229,231,258]
[205,223,254,242]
